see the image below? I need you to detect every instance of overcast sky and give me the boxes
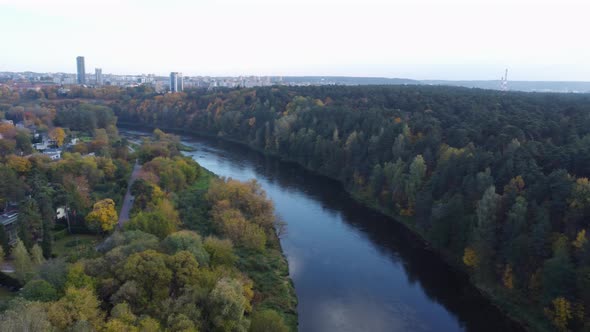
[1,0,589,81]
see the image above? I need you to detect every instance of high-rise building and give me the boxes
[170,72,183,92]
[95,68,103,86]
[76,56,86,84]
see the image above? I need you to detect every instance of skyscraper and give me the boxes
[95,68,103,86]
[76,56,86,85]
[170,72,183,92]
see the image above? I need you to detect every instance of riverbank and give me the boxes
[132,134,299,331]
[119,121,541,332]
[180,167,298,331]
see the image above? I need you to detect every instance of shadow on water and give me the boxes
[123,129,524,332]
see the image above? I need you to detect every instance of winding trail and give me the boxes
[118,159,141,227]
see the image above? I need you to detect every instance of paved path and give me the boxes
[118,160,141,228]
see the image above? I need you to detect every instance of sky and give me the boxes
[0,0,589,81]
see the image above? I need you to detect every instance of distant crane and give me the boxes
[500,68,509,91]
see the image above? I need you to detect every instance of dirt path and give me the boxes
[118,160,141,228]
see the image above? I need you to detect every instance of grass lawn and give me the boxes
[52,234,103,259]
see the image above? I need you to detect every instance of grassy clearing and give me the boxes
[52,234,102,260]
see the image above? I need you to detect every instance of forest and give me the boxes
[0,89,296,332]
[97,84,590,332]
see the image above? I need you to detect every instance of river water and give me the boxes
[124,130,523,332]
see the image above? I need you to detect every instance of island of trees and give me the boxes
[0,87,296,331]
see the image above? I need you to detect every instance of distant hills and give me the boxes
[281,76,590,93]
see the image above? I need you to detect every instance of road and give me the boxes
[118,159,141,228]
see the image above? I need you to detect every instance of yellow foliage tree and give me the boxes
[47,287,104,330]
[573,229,587,249]
[50,127,66,147]
[463,247,479,267]
[85,199,118,232]
[570,178,590,210]
[502,265,514,289]
[6,155,31,173]
[545,297,573,332]
[504,175,525,195]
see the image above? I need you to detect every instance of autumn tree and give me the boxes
[47,287,105,330]
[250,309,289,332]
[126,209,178,239]
[0,299,52,331]
[208,277,251,332]
[86,198,118,232]
[30,244,45,265]
[13,238,33,282]
[50,127,66,146]
[545,297,573,332]
[122,249,173,309]
[204,236,237,267]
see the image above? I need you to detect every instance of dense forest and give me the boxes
[96,84,590,331]
[0,89,296,331]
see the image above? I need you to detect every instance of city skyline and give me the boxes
[1,0,589,81]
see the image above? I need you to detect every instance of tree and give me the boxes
[30,244,44,265]
[86,199,118,232]
[250,310,289,332]
[6,155,31,174]
[65,262,95,290]
[406,154,427,208]
[167,313,198,332]
[570,178,590,211]
[21,279,59,302]
[168,250,200,292]
[208,277,250,332]
[17,198,42,248]
[503,265,514,290]
[122,250,173,306]
[15,129,33,154]
[126,210,177,239]
[473,186,500,280]
[104,302,139,331]
[162,230,210,266]
[573,229,587,250]
[0,298,52,331]
[12,239,33,282]
[38,258,68,293]
[138,317,161,332]
[204,236,237,267]
[50,127,66,147]
[463,247,479,267]
[47,287,104,330]
[545,297,573,332]
[542,236,575,302]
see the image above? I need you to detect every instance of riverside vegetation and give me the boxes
[4,83,590,330]
[104,84,590,332]
[0,87,296,331]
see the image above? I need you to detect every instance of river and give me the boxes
[123,130,523,332]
